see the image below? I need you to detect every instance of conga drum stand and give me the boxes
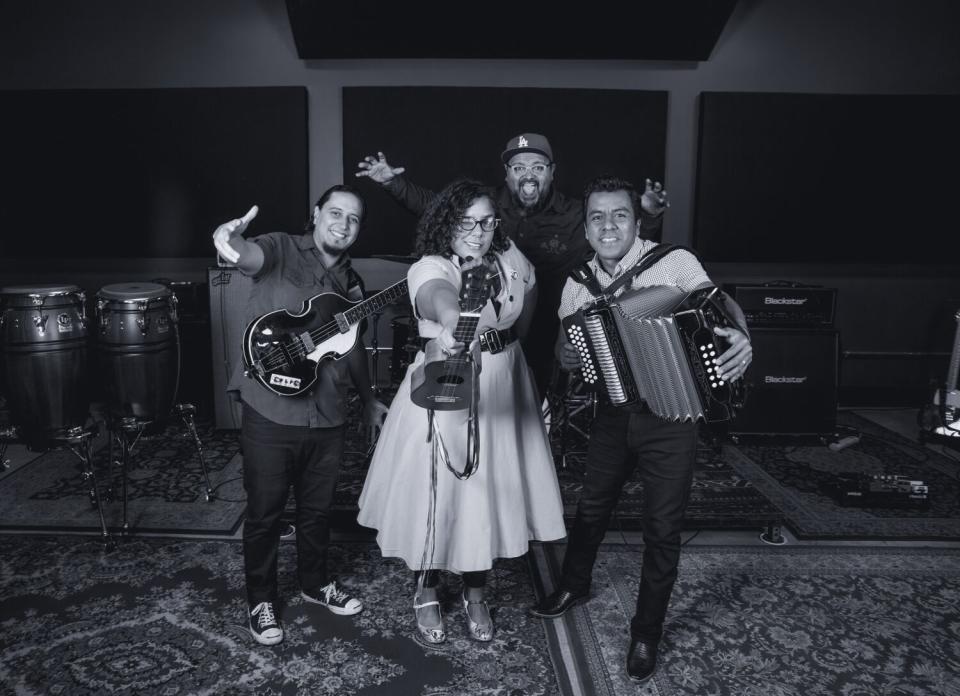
[107,403,214,535]
[1,424,111,546]
[109,417,147,535]
[52,424,113,548]
[174,402,214,503]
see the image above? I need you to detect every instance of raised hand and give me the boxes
[212,205,258,264]
[641,179,670,217]
[355,151,405,184]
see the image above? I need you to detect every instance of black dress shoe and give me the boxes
[529,588,588,618]
[626,638,658,683]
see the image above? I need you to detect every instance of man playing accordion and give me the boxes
[529,175,752,684]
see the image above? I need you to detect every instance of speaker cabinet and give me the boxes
[208,268,252,429]
[731,328,839,435]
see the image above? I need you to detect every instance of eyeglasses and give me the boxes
[457,216,500,233]
[509,163,551,176]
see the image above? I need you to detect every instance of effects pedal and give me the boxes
[829,473,930,509]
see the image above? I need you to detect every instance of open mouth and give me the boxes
[520,181,538,197]
[329,229,348,241]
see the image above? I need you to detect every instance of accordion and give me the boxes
[563,285,745,423]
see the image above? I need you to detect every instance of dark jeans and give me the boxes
[560,404,698,642]
[240,403,345,606]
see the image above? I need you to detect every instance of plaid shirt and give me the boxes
[558,238,711,319]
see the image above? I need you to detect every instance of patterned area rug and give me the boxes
[0,535,560,696]
[725,412,960,540]
[0,424,245,535]
[531,541,960,696]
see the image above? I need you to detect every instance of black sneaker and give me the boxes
[301,580,363,615]
[249,601,283,645]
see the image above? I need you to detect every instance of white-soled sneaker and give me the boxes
[302,580,363,615]
[249,601,283,645]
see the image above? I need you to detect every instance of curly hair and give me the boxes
[414,178,510,258]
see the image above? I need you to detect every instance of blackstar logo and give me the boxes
[765,376,808,384]
[764,297,808,305]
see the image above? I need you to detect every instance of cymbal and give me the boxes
[372,254,419,264]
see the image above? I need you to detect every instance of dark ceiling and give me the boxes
[285,0,740,61]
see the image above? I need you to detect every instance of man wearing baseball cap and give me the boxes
[355,133,669,397]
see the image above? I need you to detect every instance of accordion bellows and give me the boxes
[564,285,744,423]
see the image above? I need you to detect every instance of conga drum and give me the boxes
[96,282,180,422]
[0,284,90,446]
[390,314,420,384]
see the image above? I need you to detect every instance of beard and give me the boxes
[321,242,344,256]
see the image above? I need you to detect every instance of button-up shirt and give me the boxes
[558,238,711,319]
[228,232,364,427]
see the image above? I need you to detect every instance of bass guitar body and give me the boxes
[243,293,359,397]
[243,279,409,397]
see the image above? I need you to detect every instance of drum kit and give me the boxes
[0,281,214,546]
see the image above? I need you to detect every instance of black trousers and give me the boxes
[560,404,698,642]
[240,403,345,606]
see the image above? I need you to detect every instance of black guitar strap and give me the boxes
[311,253,363,300]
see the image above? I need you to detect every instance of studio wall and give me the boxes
[2,0,959,405]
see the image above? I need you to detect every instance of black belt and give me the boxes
[419,327,517,354]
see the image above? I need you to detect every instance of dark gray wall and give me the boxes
[3,0,959,405]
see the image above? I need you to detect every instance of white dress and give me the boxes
[357,242,566,573]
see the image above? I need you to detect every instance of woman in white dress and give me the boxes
[358,179,566,645]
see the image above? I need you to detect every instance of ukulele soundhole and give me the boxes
[436,374,465,386]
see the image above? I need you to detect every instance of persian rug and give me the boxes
[0,535,561,696]
[531,541,960,696]
[0,423,245,535]
[725,412,960,540]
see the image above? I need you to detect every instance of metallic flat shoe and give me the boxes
[462,592,494,642]
[413,598,446,644]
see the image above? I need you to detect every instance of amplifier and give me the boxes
[725,283,836,327]
[729,328,838,436]
[829,474,930,509]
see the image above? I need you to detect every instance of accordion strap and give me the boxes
[569,243,700,300]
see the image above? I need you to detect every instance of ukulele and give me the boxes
[410,267,493,411]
